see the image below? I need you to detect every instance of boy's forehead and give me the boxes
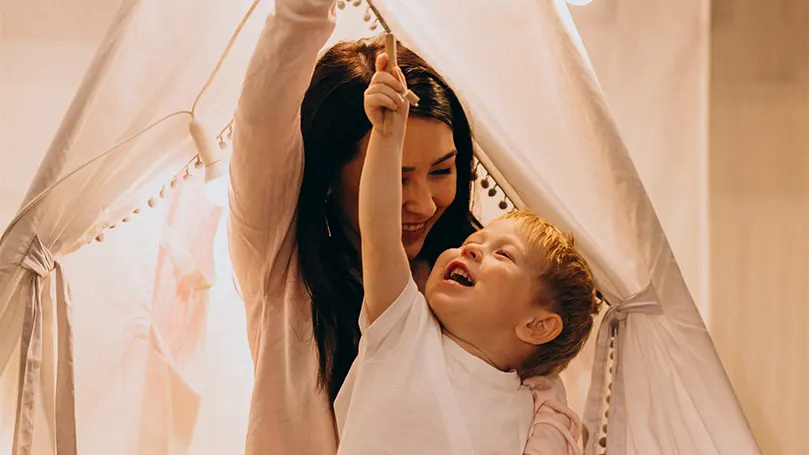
[485,218,521,236]
[472,219,525,243]
[477,219,547,264]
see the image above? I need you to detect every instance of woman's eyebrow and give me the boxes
[402,150,457,172]
[432,150,457,166]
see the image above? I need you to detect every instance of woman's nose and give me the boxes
[403,179,437,220]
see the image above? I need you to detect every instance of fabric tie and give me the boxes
[13,236,77,455]
[582,283,662,455]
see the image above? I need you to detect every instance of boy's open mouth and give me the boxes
[445,262,475,287]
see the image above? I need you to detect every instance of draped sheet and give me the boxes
[374,2,758,453]
[0,0,759,454]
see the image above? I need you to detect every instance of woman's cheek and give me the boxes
[432,175,457,209]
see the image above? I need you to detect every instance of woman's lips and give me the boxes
[402,222,427,241]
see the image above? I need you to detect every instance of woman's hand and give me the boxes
[364,52,409,133]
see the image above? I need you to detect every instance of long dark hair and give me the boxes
[297,36,479,402]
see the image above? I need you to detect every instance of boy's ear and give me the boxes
[516,311,562,346]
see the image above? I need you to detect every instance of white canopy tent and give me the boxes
[0,1,760,454]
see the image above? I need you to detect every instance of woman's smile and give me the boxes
[402,221,428,241]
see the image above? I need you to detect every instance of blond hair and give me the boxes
[499,210,601,378]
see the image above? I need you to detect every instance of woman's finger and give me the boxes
[366,84,405,107]
[375,52,388,73]
[365,92,400,112]
[370,71,404,93]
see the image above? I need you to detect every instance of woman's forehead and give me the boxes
[401,117,455,168]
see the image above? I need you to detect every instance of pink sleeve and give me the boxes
[522,376,583,455]
[229,0,336,302]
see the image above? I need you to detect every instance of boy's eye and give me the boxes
[496,250,514,261]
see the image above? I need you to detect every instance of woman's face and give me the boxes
[335,117,458,260]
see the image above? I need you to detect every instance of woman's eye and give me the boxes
[431,167,454,176]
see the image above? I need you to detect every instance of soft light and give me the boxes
[190,119,230,206]
[565,0,593,5]
[204,161,230,207]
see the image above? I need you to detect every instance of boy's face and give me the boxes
[425,218,544,343]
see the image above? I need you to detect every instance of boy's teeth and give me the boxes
[448,266,472,286]
[449,271,472,286]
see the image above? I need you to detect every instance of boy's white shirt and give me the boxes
[353,78,583,455]
[334,277,534,455]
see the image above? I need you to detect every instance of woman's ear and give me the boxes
[516,312,562,346]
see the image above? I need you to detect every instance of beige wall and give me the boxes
[710,1,809,454]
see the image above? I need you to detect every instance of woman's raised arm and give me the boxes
[229,0,336,300]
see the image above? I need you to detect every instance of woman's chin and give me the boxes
[403,236,426,260]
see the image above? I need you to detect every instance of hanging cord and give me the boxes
[0,111,192,246]
[0,0,262,248]
[191,0,261,116]
[365,0,391,33]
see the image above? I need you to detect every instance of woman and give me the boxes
[230,1,584,454]
[229,0,477,453]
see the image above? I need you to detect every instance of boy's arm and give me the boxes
[359,54,412,324]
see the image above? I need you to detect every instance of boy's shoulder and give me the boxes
[523,375,583,455]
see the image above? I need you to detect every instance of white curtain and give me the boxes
[0,0,758,454]
[377,2,757,453]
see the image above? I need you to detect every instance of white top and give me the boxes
[334,278,534,455]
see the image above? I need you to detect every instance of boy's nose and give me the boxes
[461,244,482,262]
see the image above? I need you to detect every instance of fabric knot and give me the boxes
[582,283,663,455]
[603,284,662,328]
[21,236,55,277]
[13,235,76,455]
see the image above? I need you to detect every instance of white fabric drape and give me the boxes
[0,0,253,451]
[0,0,759,454]
[13,236,76,455]
[373,2,758,453]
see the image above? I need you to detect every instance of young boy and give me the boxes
[333,53,600,454]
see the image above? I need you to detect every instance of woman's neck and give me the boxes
[339,217,362,254]
[339,216,430,291]
[411,259,430,292]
